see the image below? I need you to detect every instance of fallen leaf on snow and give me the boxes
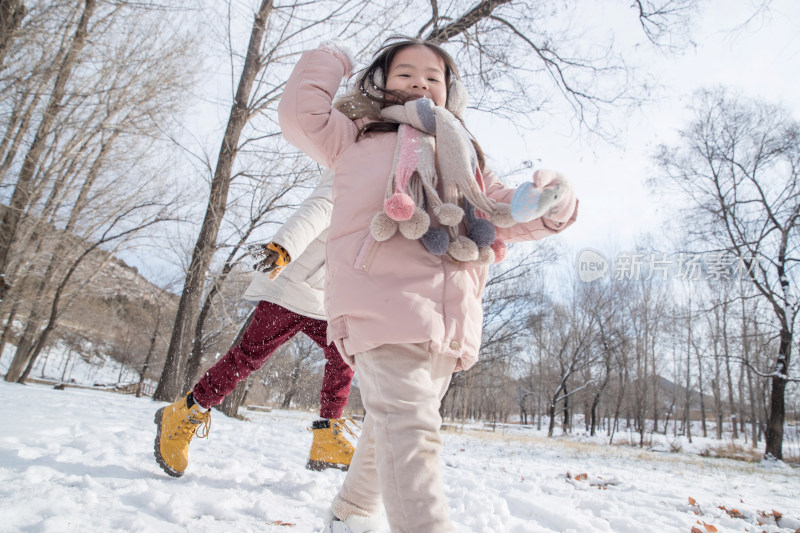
[718,505,745,520]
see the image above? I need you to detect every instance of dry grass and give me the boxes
[441,423,800,471]
[701,442,764,463]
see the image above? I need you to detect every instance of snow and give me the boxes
[0,380,798,533]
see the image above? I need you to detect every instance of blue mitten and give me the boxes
[511,180,566,223]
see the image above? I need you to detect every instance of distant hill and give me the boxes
[0,204,180,378]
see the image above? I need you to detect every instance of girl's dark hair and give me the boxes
[333,36,486,170]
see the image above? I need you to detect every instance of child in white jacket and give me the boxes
[153,171,357,478]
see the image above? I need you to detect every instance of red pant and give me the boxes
[192,301,353,419]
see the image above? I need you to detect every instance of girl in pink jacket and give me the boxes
[279,37,577,533]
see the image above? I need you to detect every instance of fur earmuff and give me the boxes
[446,78,468,117]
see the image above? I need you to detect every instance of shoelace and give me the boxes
[332,417,360,443]
[177,410,210,440]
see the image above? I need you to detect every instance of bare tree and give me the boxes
[0,0,25,70]
[529,281,600,437]
[2,1,199,381]
[153,0,282,401]
[181,162,312,394]
[416,0,698,139]
[653,88,800,459]
[13,197,180,383]
[0,0,95,301]
[441,242,558,426]
[586,278,629,436]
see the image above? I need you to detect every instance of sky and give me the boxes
[1,342,799,533]
[473,0,800,273]
[110,0,800,289]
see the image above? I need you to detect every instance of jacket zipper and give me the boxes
[353,234,378,271]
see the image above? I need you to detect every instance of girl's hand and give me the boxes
[511,169,576,224]
[318,40,355,77]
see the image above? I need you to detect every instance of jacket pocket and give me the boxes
[305,262,325,289]
[352,233,379,272]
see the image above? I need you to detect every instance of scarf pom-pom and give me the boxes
[490,238,507,263]
[468,218,496,248]
[449,235,479,262]
[385,193,416,221]
[477,246,495,265]
[490,203,516,228]
[421,227,449,255]
[434,203,464,226]
[399,208,430,239]
[371,211,398,241]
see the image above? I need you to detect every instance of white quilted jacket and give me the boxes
[241,170,332,320]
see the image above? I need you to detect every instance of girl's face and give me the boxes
[384,45,448,107]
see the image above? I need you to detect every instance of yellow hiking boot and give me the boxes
[153,394,210,477]
[306,418,358,472]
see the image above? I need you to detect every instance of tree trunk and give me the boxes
[650,333,659,435]
[4,308,41,381]
[764,327,790,459]
[711,313,723,440]
[547,381,565,438]
[684,333,692,443]
[589,393,600,436]
[216,377,251,419]
[0,0,26,71]
[696,343,707,438]
[0,0,96,301]
[183,288,214,394]
[136,307,161,398]
[6,123,118,382]
[712,377,723,440]
[183,181,278,395]
[722,299,738,440]
[17,266,75,382]
[0,304,16,366]
[18,230,120,383]
[535,386,542,431]
[153,0,274,402]
[0,83,47,180]
[59,347,73,382]
[281,390,295,409]
[212,310,255,418]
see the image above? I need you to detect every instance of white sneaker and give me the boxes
[323,509,382,533]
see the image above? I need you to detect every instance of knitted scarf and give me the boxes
[369,98,513,264]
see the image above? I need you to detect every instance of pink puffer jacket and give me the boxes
[279,47,577,371]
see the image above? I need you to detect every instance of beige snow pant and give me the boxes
[337,341,457,533]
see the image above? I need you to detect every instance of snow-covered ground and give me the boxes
[0,379,798,533]
[2,342,800,532]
